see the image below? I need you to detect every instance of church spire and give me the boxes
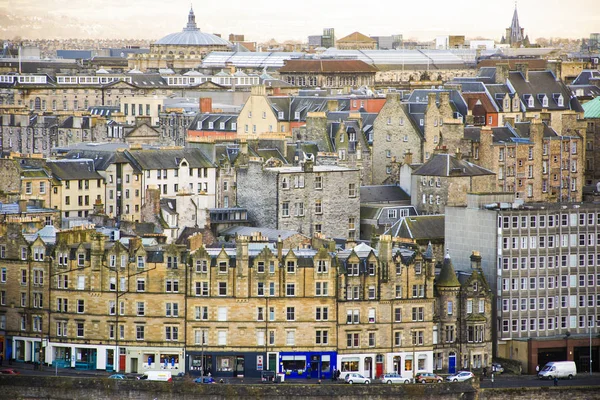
[510,3,523,44]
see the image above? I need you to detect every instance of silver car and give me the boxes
[344,372,370,384]
[380,373,410,384]
[446,371,474,382]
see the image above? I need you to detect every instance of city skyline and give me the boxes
[1,0,598,43]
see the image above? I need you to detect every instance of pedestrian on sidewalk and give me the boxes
[553,376,558,386]
[536,365,540,374]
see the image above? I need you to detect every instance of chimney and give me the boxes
[326,100,338,112]
[128,237,142,256]
[515,62,529,82]
[495,63,509,84]
[455,148,463,160]
[547,60,562,82]
[439,91,450,106]
[240,139,248,155]
[470,250,482,269]
[199,98,213,113]
[378,234,393,264]
[427,92,437,108]
[18,198,27,213]
[530,118,544,144]
[145,185,161,216]
[403,150,413,165]
[478,126,493,170]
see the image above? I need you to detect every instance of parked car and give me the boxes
[344,372,370,384]
[139,370,172,382]
[446,371,474,382]
[415,372,443,383]
[108,374,128,380]
[380,373,410,384]
[0,369,20,375]
[492,363,504,374]
[194,376,215,384]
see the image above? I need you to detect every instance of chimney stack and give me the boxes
[18,198,27,213]
[199,98,213,114]
[515,62,529,82]
[495,63,509,84]
[403,150,413,165]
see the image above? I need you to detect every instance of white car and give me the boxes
[380,373,410,384]
[345,372,370,384]
[446,371,474,382]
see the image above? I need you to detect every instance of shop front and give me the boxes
[187,351,264,378]
[44,342,109,370]
[278,351,336,380]
[125,346,184,374]
[12,336,41,362]
[338,353,376,379]
[385,350,433,380]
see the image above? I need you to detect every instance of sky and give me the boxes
[1,0,598,42]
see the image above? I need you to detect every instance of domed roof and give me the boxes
[155,8,231,47]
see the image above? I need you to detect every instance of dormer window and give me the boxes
[294,111,300,120]
[527,96,534,108]
[278,111,284,119]
[541,95,548,108]
[220,122,225,129]
[208,121,214,129]
[556,94,564,107]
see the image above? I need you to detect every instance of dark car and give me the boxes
[415,372,443,383]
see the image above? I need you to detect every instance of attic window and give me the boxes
[294,112,300,120]
[557,95,564,107]
[278,112,284,119]
[527,96,534,108]
[542,96,548,108]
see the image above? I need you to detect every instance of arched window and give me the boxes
[34,97,41,110]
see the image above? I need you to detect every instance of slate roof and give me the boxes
[360,185,410,203]
[64,149,134,172]
[465,122,558,144]
[190,113,238,132]
[47,159,103,180]
[384,215,445,241]
[278,59,378,73]
[508,70,578,111]
[571,69,600,86]
[436,254,461,287]
[569,85,600,99]
[126,148,215,170]
[583,96,600,119]
[412,153,495,177]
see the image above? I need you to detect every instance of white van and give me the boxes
[537,361,577,380]
[140,370,172,382]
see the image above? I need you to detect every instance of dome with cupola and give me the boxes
[155,7,230,47]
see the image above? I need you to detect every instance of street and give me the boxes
[4,363,600,388]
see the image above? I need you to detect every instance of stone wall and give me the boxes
[0,376,477,400]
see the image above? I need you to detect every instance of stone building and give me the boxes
[278,60,377,89]
[434,251,493,373]
[469,120,584,203]
[236,158,361,240]
[0,153,52,205]
[411,152,495,215]
[127,8,231,71]
[0,223,494,378]
[371,93,423,185]
[582,97,600,188]
[47,159,105,225]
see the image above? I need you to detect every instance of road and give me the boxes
[5,363,600,388]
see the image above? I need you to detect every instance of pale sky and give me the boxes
[1,0,598,42]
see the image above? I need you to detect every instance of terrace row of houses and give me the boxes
[0,224,492,379]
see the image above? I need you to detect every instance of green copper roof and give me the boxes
[437,253,461,287]
[583,97,600,119]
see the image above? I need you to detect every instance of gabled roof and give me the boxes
[508,70,576,111]
[412,153,495,177]
[278,59,378,73]
[571,69,600,86]
[386,215,445,241]
[337,32,377,44]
